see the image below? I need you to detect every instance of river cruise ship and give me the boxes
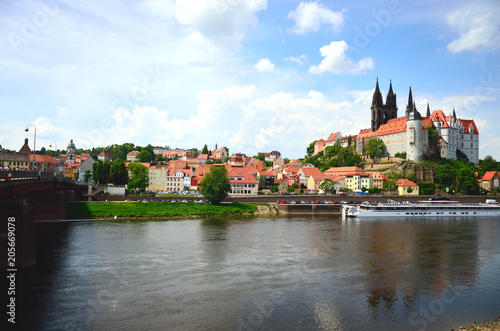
[342,199,500,218]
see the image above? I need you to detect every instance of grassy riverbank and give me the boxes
[66,201,258,219]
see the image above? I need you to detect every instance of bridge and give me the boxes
[0,171,88,268]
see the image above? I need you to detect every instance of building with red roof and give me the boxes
[396,179,419,195]
[480,171,500,194]
[227,165,259,196]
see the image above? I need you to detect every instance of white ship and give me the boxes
[342,199,500,218]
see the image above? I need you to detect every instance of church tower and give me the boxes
[66,139,76,164]
[371,79,398,132]
[405,87,424,162]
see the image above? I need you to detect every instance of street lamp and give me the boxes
[25,124,36,170]
[49,141,57,158]
[50,141,58,176]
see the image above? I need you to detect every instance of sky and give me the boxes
[1,0,499,160]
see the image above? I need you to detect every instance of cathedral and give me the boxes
[314,79,480,164]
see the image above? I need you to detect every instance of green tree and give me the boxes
[405,172,417,183]
[136,149,153,163]
[270,186,279,193]
[127,162,149,191]
[199,166,232,205]
[190,148,200,158]
[287,183,299,193]
[110,159,128,185]
[201,144,209,155]
[479,155,498,172]
[84,170,92,182]
[306,140,316,157]
[102,161,112,183]
[258,175,266,189]
[319,179,335,194]
[456,167,477,194]
[407,186,413,194]
[364,137,386,158]
[92,160,103,184]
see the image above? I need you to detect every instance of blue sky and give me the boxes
[1,0,499,160]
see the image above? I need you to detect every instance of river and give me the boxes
[16,216,500,330]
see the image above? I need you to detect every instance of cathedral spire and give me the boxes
[386,79,397,108]
[426,102,431,117]
[405,86,414,117]
[371,78,384,107]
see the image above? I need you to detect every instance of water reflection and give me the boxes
[16,216,500,330]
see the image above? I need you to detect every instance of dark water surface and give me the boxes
[16,216,500,330]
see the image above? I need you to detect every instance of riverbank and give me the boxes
[66,201,263,219]
[455,317,500,330]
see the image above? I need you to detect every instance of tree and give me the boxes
[110,159,128,185]
[201,144,209,155]
[84,170,92,182]
[127,162,149,191]
[406,186,413,194]
[364,138,386,158]
[319,179,335,194]
[270,186,279,193]
[405,172,417,183]
[480,155,498,172]
[287,183,299,193]
[92,160,103,184]
[102,160,112,183]
[199,166,232,205]
[456,167,477,194]
[306,140,316,157]
[258,175,266,189]
[256,153,265,162]
[136,149,153,163]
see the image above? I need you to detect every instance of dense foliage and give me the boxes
[110,159,128,185]
[363,138,387,158]
[303,144,362,172]
[127,162,149,191]
[199,166,232,205]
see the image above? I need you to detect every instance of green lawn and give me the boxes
[66,201,258,219]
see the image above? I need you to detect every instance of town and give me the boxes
[1,81,499,198]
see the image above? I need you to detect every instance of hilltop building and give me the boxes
[316,80,479,163]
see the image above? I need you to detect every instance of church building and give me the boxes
[315,79,479,163]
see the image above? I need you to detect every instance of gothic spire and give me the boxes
[371,78,384,107]
[405,86,414,117]
[386,79,397,108]
[426,102,431,117]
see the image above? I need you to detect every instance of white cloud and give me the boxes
[175,0,267,47]
[254,58,274,72]
[309,41,374,75]
[447,8,500,53]
[283,54,308,66]
[288,1,344,35]
[87,85,372,158]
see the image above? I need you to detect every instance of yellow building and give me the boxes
[397,179,419,195]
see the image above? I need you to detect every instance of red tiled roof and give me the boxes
[459,119,479,135]
[396,179,419,187]
[481,171,499,181]
[326,132,340,142]
[324,166,364,175]
[227,167,258,184]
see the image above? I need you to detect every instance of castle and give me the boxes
[314,79,479,163]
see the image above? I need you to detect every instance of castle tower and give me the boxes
[371,79,398,132]
[406,87,423,162]
[66,139,76,164]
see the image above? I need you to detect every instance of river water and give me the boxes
[16,216,500,330]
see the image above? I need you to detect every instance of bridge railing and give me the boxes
[0,170,66,182]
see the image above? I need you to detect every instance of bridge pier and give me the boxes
[0,198,36,268]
